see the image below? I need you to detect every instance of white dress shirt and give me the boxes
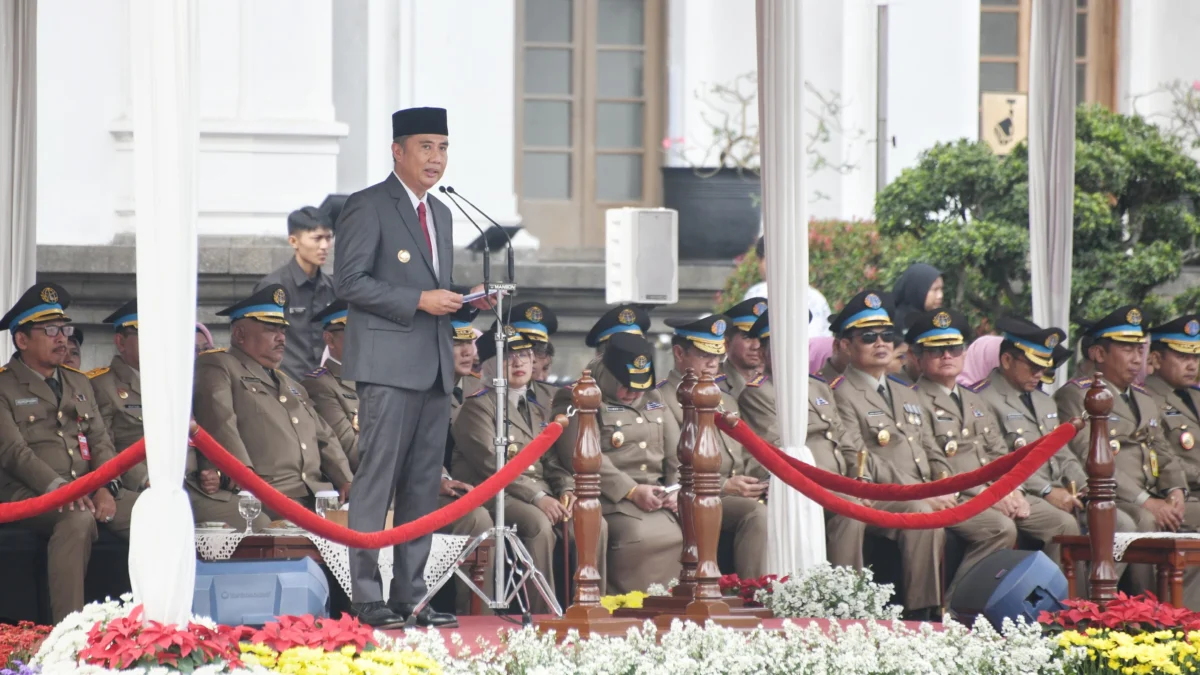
[396,172,440,277]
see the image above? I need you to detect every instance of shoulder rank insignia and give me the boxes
[1069,377,1093,389]
[86,367,110,379]
[829,375,846,390]
[747,373,767,387]
[61,365,85,375]
[305,367,329,379]
[965,379,989,393]
[1131,383,1148,395]
[199,348,227,356]
[0,366,7,374]
[888,374,917,390]
[655,378,669,390]
[467,388,490,399]
[810,373,826,383]
[713,374,727,383]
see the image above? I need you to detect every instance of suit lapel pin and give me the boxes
[398,249,411,263]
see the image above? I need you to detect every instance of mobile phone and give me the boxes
[660,484,682,495]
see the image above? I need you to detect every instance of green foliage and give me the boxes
[875,104,1200,332]
[714,247,761,314]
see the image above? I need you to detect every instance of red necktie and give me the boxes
[417,202,432,253]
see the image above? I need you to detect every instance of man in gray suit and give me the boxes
[335,106,490,628]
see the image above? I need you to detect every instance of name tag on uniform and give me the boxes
[241,376,263,384]
[342,394,357,400]
[646,401,664,410]
[1109,415,1120,422]
[289,307,307,314]
[1166,410,1183,417]
[15,397,37,406]
[607,406,624,412]
[1046,412,1057,419]
[123,404,142,410]
[867,410,885,417]
[815,397,829,406]
[78,432,91,461]
[1006,413,1024,419]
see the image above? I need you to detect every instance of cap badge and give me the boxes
[713,319,727,337]
[1046,334,1060,349]
[273,289,287,306]
[503,325,517,337]
[618,308,636,325]
[1188,320,1200,337]
[526,306,543,323]
[865,294,882,309]
[40,287,58,304]
[633,355,649,369]
[1127,308,1142,326]
[753,302,767,316]
[933,312,951,329]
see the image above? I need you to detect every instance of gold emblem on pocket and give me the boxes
[352,412,359,432]
[611,431,625,448]
[876,428,891,446]
[398,249,411,263]
[1182,431,1195,451]
[1109,439,1121,453]
[944,440,958,456]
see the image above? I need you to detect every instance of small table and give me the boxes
[227,535,493,616]
[1056,534,1200,608]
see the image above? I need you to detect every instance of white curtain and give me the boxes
[1028,0,1075,390]
[756,0,826,574]
[0,0,37,357]
[127,0,200,625]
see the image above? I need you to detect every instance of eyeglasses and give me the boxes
[923,345,965,358]
[855,330,897,345]
[32,325,75,338]
[1017,355,1047,375]
[507,350,533,363]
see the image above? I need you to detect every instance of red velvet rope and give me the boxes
[189,423,562,548]
[717,415,1061,500]
[723,416,1078,529]
[0,440,147,523]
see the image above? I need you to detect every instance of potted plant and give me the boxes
[663,72,762,261]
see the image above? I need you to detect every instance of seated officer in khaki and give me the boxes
[554,332,682,595]
[0,283,138,622]
[301,300,360,472]
[909,309,1078,568]
[191,284,353,521]
[826,290,953,614]
[453,326,590,609]
[658,313,766,579]
[717,298,767,399]
[1056,306,1200,602]
[551,304,651,415]
[88,299,149,491]
[1142,315,1200,492]
[510,301,562,409]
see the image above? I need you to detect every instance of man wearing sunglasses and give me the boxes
[0,283,135,622]
[827,290,947,620]
[909,310,1076,589]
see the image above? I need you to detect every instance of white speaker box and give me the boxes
[605,208,679,305]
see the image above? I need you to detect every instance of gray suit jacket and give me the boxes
[334,173,471,393]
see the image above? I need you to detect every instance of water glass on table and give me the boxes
[237,490,261,535]
[315,490,340,518]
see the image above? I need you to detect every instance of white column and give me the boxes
[0,0,37,357]
[756,0,827,574]
[127,0,199,625]
[1028,0,1074,389]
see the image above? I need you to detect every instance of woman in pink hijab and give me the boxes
[958,335,1003,386]
[809,336,835,375]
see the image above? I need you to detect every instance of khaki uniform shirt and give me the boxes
[830,365,951,485]
[740,373,866,478]
[192,347,352,501]
[301,359,360,473]
[1056,375,1187,505]
[452,375,486,425]
[975,368,1085,496]
[451,388,571,504]
[717,361,753,400]
[1141,374,1200,490]
[89,355,148,490]
[915,377,1008,496]
[658,368,755,484]
[0,357,117,501]
[818,360,842,384]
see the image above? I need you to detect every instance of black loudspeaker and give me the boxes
[948,549,1068,630]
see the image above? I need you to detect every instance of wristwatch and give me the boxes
[105,479,122,498]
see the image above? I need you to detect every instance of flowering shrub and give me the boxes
[1055,629,1200,675]
[1039,592,1200,634]
[599,591,648,613]
[78,606,246,671]
[239,643,441,674]
[719,573,786,607]
[757,563,903,620]
[645,579,678,597]
[244,614,376,654]
[0,622,51,669]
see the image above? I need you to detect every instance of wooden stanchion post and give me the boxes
[537,371,639,640]
[1084,374,1118,604]
[673,368,700,598]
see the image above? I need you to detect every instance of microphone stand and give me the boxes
[407,189,559,626]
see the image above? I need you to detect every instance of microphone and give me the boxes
[439,185,490,287]
[444,186,515,283]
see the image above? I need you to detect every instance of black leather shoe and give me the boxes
[390,602,459,628]
[349,601,406,629]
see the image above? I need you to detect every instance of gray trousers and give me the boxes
[349,382,450,604]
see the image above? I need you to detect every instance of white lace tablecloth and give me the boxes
[1113,532,1200,561]
[195,530,470,602]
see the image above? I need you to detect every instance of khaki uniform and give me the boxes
[1057,375,1200,602]
[553,365,682,595]
[917,377,1077,566]
[185,443,271,531]
[190,347,352,519]
[658,369,766,579]
[818,360,842,384]
[453,376,486,424]
[452,386,599,609]
[88,355,149,491]
[0,357,138,621]
[301,359,361,472]
[717,361,750,400]
[1142,375,1200,490]
[529,380,561,413]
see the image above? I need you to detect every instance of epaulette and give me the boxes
[888,374,917,390]
[746,373,767,388]
[199,348,227,356]
[305,366,329,379]
[1069,376,1093,389]
[0,366,6,374]
[829,375,846,390]
[654,378,668,390]
[810,373,826,383]
[467,388,489,399]
[1191,385,1200,393]
[714,374,727,383]
[1131,383,1148,395]
[86,367,110,379]
[965,379,989,394]
[61,365,85,375]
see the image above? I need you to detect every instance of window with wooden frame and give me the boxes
[979,0,1118,108]
[515,0,664,252]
